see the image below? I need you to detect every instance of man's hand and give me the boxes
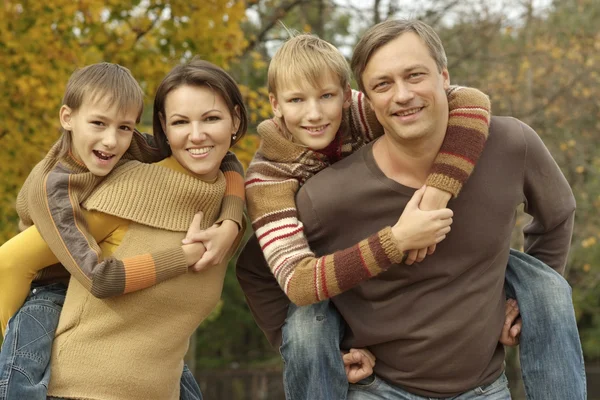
[391,186,453,265]
[342,348,376,383]
[182,216,239,272]
[499,298,522,346]
[405,187,453,264]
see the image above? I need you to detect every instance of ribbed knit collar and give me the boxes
[83,159,225,231]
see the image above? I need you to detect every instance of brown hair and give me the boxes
[268,33,351,96]
[351,19,448,93]
[59,62,144,155]
[152,59,248,157]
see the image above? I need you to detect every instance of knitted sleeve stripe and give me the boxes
[246,134,405,305]
[216,151,245,227]
[426,86,491,197]
[38,164,187,298]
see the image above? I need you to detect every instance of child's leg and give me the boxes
[504,249,586,400]
[0,282,66,400]
[179,364,203,400]
[281,299,347,400]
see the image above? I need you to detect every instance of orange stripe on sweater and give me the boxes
[123,254,157,293]
[449,112,490,124]
[223,170,245,200]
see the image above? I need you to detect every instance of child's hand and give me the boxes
[499,299,522,347]
[182,215,240,272]
[404,186,453,265]
[342,348,376,383]
[391,186,453,265]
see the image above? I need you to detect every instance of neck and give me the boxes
[372,127,445,187]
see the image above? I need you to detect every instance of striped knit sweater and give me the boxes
[245,86,491,305]
[14,130,245,298]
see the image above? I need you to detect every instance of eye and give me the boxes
[321,93,334,99]
[119,125,133,131]
[205,115,222,122]
[91,120,104,126]
[171,119,186,126]
[373,81,389,90]
[408,72,425,80]
[288,98,302,103]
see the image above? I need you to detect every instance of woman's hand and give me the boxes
[182,212,240,272]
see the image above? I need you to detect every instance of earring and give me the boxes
[232,133,237,141]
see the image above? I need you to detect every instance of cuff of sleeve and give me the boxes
[425,173,462,198]
[215,195,245,229]
[153,247,189,283]
[380,226,407,265]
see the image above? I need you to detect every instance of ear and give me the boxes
[442,68,450,90]
[269,93,283,119]
[159,112,166,133]
[59,105,73,131]
[232,105,241,133]
[342,84,352,109]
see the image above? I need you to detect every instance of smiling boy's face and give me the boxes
[269,70,351,150]
[60,95,137,176]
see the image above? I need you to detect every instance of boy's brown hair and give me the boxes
[59,63,145,156]
[268,33,351,97]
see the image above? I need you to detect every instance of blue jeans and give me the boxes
[281,299,347,400]
[504,249,586,399]
[0,283,66,400]
[281,250,586,400]
[348,372,510,400]
[0,283,203,400]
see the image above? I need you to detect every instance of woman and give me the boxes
[44,59,247,400]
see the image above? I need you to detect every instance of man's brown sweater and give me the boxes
[237,116,575,397]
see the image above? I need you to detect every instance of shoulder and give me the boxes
[488,116,538,154]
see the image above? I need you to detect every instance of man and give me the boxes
[238,19,583,399]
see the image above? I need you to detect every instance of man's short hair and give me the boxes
[268,33,351,96]
[351,19,448,94]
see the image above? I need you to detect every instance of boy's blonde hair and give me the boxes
[268,34,351,96]
[59,62,145,156]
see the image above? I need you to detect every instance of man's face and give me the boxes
[362,32,450,144]
[269,71,351,150]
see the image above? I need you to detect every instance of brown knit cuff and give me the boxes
[215,195,245,229]
[153,247,189,284]
[425,173,462,198]
[379,226,407,265]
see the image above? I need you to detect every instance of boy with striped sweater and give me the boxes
[243,34,491,398]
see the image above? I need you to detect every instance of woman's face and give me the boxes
[162,85,237,180]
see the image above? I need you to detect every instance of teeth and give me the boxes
[188,147,212,155]
[305,125,327,132]
[396,108,421,117]
[94,150,114,160]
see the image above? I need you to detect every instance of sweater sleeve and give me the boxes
[30,167,189,299]
[246,122,405,306]
[215,151,245,228]
[0,210,121,335]
[425,85,491,197]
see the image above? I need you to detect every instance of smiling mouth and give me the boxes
[188,147,213,155]
[393,107,424,117]
[93,150,115,161]
[303,124,329,135]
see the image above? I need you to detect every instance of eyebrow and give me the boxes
[368,64,431,83]
[90,114,135,125]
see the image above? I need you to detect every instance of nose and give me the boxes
[190,121,207,142]
[101,128,117,149]
[392,81,415,104]
[306,99,323,122]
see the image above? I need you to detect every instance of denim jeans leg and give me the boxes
[0,283,66,400]
[281,299,347,400]
[504,249,586,400]
[179,364,203,400]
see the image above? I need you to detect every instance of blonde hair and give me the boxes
[59,63,145,155]
[351,19,448,93]
[268,33,351,96]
